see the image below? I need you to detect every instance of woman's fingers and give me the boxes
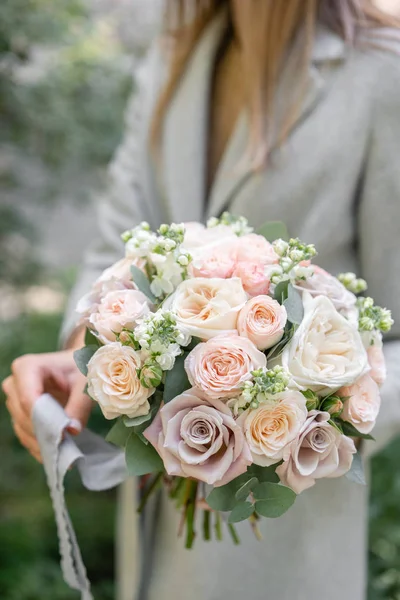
[65,373,93,433]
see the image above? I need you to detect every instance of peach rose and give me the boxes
[185,334,267,400]
[89,289,151,344]
[276,411,356,494]
[162,277,247,340]
[87,342,154,420]
[282,293,369,394]
[144,388,252,486]
[237,295,287,350]
[239,390,308,466]
[232,261,270,297]
[340,374,381,434]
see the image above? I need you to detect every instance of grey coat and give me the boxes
[63,12,400,600]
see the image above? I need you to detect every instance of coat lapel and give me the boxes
[207,25,347,219]
[161,12,346,223]
[161,10,228,223]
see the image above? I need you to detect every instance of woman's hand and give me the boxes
[2,350,93,462]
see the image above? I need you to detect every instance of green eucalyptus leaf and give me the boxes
[340,421,375,441]
[123,412,152,428]
[130,264,157,303]
[73,345,98,376]
[84,328,101,347]
[283,284,304,325]
[206,474,249,512]
[345,451,366,485]
[257,221,289,242]
[248,464,280,484]
[235,477,259,501]
[274,280,290,304]
[125,432,163,476]
[163,352,191,403]
[253,482,296,518]
[106,418,131,448]
[228,502,255,523]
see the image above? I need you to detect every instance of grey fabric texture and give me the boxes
[58,10,400,600]
[32,394,129,600]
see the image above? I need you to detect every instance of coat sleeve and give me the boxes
[60,44,166,345]
[358,49,400,457]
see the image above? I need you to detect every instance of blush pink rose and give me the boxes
[276,410,356,494]
[144,388,252,487]
[363,332,387,386]
[237,295,287,350]
[182,223,236,251]
[235,233,279,265]
[340,374,381,434]
[188,242,237,279]
[232,261,270,297]
[89,289,150,344]
[185,334,266,400]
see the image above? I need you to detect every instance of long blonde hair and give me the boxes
[152,0,399,168]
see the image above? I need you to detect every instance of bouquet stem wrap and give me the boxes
[32,394,129,600]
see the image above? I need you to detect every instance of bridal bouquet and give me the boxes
[75,213,393,547]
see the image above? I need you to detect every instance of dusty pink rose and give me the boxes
[340,374,381,434]
[237,295,287,350]
[144,388,252,486]
[87,343,153,420]
[89,289,150,344]
[276,411,356,494]
[232,261,270,297]
[185,334,266,400]
[238,391,308,466]
[162,277,247,340]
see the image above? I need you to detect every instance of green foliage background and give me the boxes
[0,1,399,599]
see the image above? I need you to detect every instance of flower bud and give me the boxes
[302,389,319,411]
[320,395,344,418]
[140,364,163,389]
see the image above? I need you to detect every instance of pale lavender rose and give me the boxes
[87,342,154,420]
[185,334,266,400]
[88,289,151,344]
[238,390,308,466]
[276,411,356,494]
[294,265,358,322]
[340,374,381,434]
[144,388,252,486]
[237,295,287,350]
[162,277,247,340]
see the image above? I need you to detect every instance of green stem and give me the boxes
[185,480,198,549]
[214,511,223,541]
[203,510,211,541]
[228,523,240,545]
[137,472,163,513]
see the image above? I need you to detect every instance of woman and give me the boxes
[3,1,400,599]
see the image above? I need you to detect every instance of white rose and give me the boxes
[87,342,154,419]
[162,277,247,340]
[282,293,369,394]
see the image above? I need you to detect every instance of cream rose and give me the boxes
[182,223,236,251]
[185,334,266,400]
[162,277,247,340]
[239,391,308,466]
[282,293,369,394]
[276,411,356,494]
[237,295,287,350]
[144,388,252,487]
[89,289,150,344]
[340,374,381,434]
[87,342,154,420]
